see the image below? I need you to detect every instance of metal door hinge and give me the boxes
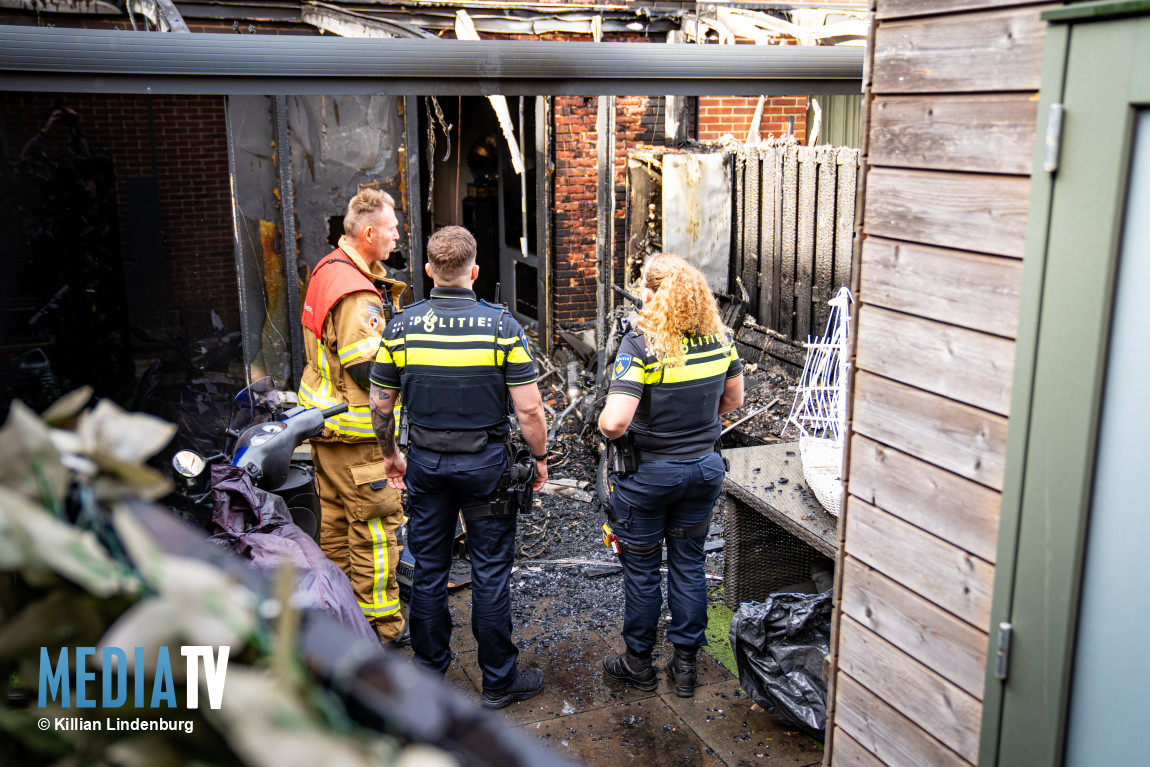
[1044,104,1065,173]
[995,621,1013,681]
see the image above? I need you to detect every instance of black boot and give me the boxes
[482,667,545,710]
[386,621,411,649]
[666,645,698,698]
[603,648,657,691]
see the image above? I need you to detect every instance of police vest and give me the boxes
[398,298,510,433]
[629,333,736,454]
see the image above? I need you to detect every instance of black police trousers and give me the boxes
[609,452,725,656]
[404,442,520,690]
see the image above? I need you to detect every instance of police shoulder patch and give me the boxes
[612,353,633,379]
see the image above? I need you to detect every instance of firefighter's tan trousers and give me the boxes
[312,440,405,643]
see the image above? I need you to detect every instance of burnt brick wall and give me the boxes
[3,92,238,333]
[551,94,673,327]
[697,96,809,143]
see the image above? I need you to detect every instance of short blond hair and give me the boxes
[344,186,396,238]
[427,226,477,283]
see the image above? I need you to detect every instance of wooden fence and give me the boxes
[732,139,859,343]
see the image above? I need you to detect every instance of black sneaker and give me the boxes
[481,667,544,710]
[602,649,658,691]
[665,647,697,698]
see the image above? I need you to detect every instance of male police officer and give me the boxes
[298,186,409,646]
[368,226,549,709]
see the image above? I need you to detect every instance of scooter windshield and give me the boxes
[227,376,279,447]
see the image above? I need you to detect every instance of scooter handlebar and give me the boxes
[321,403,349,418]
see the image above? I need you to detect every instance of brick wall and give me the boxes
[551,94,675,326]
[2,92,238,334]
[697,96,808,143]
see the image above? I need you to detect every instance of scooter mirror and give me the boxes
[172,450,207,481]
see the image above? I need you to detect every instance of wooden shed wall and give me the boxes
[828,1,1050,764]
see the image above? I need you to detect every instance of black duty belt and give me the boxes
[606,510,712,541]
[637,447,717,463]
[408,423,507,453]
[461,500,516,521]
[608,511,712,556]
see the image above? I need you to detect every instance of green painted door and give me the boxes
[980,4,1150,766]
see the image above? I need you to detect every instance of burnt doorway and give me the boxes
[420,95,541,326]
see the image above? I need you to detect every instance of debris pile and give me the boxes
[503,335,801,654]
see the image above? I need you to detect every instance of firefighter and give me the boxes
[598,253,745,697]
[368,225,549,709]
[298,186,409,646]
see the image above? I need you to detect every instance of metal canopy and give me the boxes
[0,26,864,96]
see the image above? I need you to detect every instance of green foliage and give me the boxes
[703,587,738,677]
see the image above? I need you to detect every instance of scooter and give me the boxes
[168,376,345,542]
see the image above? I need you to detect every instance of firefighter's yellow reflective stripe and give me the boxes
[299,380,339,408]
[359,517,400,617]
[329,422,375,437]
[338,337,380,365]
[316,339,332,383]
[328,405,374,437]
[300,385,376,436]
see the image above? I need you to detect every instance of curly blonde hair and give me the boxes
[636,253,728,366]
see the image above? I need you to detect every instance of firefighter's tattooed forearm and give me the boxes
[369,384,398,457]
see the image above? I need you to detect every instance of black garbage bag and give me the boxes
[729,590,832,738]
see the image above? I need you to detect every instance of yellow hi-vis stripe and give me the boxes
[359,517,400,617]
[405,346,497,368]
[338,337,381,365]
[659,353,734,383]
[316,339,332,389]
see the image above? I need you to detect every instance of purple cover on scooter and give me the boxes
[209,464,377,643]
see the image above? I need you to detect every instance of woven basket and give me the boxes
[799,436,842,517]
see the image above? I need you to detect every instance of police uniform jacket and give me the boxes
[608,330,743,455]
[298,237,406,442]
[369,286,537,445]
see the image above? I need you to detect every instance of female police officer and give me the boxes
[598,253,744,697]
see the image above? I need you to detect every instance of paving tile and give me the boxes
[447,589,479,654]
[444,649,481,705]
[518,696,727,766]
[663,679,825,767]
[460,628,660,725]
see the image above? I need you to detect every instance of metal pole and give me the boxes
[273,95,304,389]
[536,94,553,353]
[595,95,616,350]
[403,94,424,301]
[224,97,253,386]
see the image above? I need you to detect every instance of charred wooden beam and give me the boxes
[301,2,437,40]
[128,0,189,33]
